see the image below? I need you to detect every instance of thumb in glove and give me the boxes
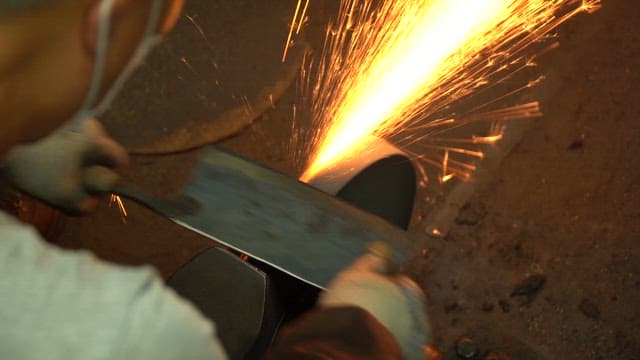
[3,118,128,214]
[320,243,431,360]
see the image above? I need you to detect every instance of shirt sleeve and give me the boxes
[265,306,403,360]
[0,211,227,360]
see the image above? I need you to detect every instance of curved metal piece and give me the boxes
[307,137,416,229]
[336,155,416,230]
[307,136,407,195]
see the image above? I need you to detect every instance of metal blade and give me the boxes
[148,147,411,288]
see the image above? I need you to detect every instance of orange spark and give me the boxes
[299,0,599,183]
[283,0,311,62]
[109,194,128,224]
[441,150,456,183]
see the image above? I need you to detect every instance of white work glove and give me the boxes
[2,118,129,214]
[320,244,430,360]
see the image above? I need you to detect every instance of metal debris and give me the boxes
[511,274,546,305]
[456,336,479,359]
[579,298,601,320]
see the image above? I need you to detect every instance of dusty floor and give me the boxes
[31,0,640,359]
[410,1,640,358]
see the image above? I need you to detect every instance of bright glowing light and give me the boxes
[299,0,599,182]
[283,0,310,62]
[109,194,128,224]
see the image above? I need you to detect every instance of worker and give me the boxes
[0,1,430,359]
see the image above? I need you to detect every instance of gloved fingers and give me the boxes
[76,195,101,214]
[82,130,129,169]
[348,253,390,274]
[82,117,108,137]
[78,118,129,168]
[52,188,101,215]
[396,276,425,298]
[83,165,120,194]
[396,276,431,356]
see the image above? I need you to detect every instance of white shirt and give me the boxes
[0,211,228,359]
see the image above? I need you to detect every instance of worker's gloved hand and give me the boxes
[320,245,430,360]
[2,118,129,214]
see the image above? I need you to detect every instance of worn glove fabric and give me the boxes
[2,118,128,214]
[320,253,431,360]
[0,211,228,360]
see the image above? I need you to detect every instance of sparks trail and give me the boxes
[298,0,600,183]
[186,14,215,51]
[283,0,311,62]
[109,194,128,224]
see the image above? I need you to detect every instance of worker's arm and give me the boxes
[267,252,430,360]
[2,118,128,214]
[0,211,228,360]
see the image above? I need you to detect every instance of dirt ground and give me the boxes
[33,0,640,359]
[407,1,640,358]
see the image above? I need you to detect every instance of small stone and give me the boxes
[567,139,585,151]
[481,301,495,312]
[456,337,479,359]
[511,274,546,304]
[444,300,461,313]
[579,299,600,320]
[455,202,487,226]
[499,300,511,313]
[511,274,546,296]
